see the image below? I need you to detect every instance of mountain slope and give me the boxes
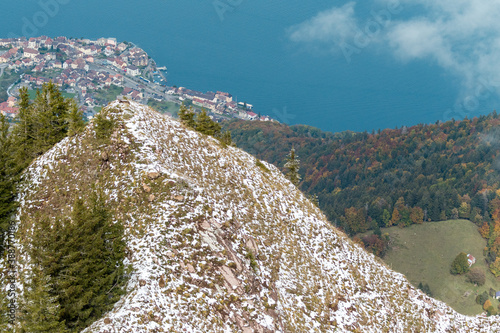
[10,101,500,332]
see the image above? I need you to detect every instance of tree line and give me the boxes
[0,82,84,253]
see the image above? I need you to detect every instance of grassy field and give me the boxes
[377,219,500,315]
[147,99,180,116]
[92,85,123,104]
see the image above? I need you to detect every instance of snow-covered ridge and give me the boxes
[12,100,500,332]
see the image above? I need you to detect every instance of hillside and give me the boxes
[223,117,500,232]
[4,101,500,331]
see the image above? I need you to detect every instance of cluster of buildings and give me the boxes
[0,36,152,110]
[0,96,18,117]
[0,36,276,123]
[169,87,272,121]
[106,46,147,76]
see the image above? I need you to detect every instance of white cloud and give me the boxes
[288,2,358,45]
[288,0,500,112]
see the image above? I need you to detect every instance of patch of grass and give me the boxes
[29,69,62,79]
[378,219,500,315]
[92,84,123,104]
[147,99,180,116]
[255,159,269,173]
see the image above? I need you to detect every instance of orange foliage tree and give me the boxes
[390,208,401,226]
[410,207,424,224]
[479,222,490,239]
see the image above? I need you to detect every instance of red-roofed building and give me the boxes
[0,102,19,117]
[246,111,258,120]
[7,96,17,107]
[467,254,476,267]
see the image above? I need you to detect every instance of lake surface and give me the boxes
[1,0,496,132]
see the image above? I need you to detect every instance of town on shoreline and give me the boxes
[0,36,276,123]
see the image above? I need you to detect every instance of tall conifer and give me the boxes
[18,266,66,332]
[178,104,196,128]
[0,115,15,252]
[284,147,301,186]
[67,100,85,136]
[56,191,127,331]
[196,109,221,136]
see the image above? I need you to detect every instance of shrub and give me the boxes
[467,268,486,286]
[450,252,470,275]
[483,299,492,311]
[94,111,115,140]
[476,291,489,306]
[417,282,432,297]
[362,234,388,257]
[487,306,497,316]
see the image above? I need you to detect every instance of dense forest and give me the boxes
[223,114,500,272]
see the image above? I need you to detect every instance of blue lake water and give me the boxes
[1,0,496,132]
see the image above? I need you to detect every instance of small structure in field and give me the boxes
[467,254,476,267]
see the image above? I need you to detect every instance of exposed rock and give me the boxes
[101,151,109,161]
[245,237,259,256]
[139,279,146,287]
[199,220,211,230]
[220,265,240,290]
[171,195,184,202]
[147,171,161,180]
[142,183,151,193]
[159,275,166,288]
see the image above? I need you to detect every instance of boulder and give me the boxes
[147,171,161,180]
[142,183,151,193]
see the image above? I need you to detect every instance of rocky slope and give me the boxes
[10,100,500,332]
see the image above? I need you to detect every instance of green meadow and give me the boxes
[378,219,500,315]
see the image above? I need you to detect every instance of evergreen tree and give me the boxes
[196,109,221,136]
[219,130,233,147]
[56,191,127,331]
[12,87,34,170]
[284,147,301,186]
[0,115,16,252]
[450,252,470,275]
[12,83,73,168]
[67,100,85,136]
[178,104,196,128]
[31,82,70,155]
[28,191,128,332]
[18,266,66,332]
